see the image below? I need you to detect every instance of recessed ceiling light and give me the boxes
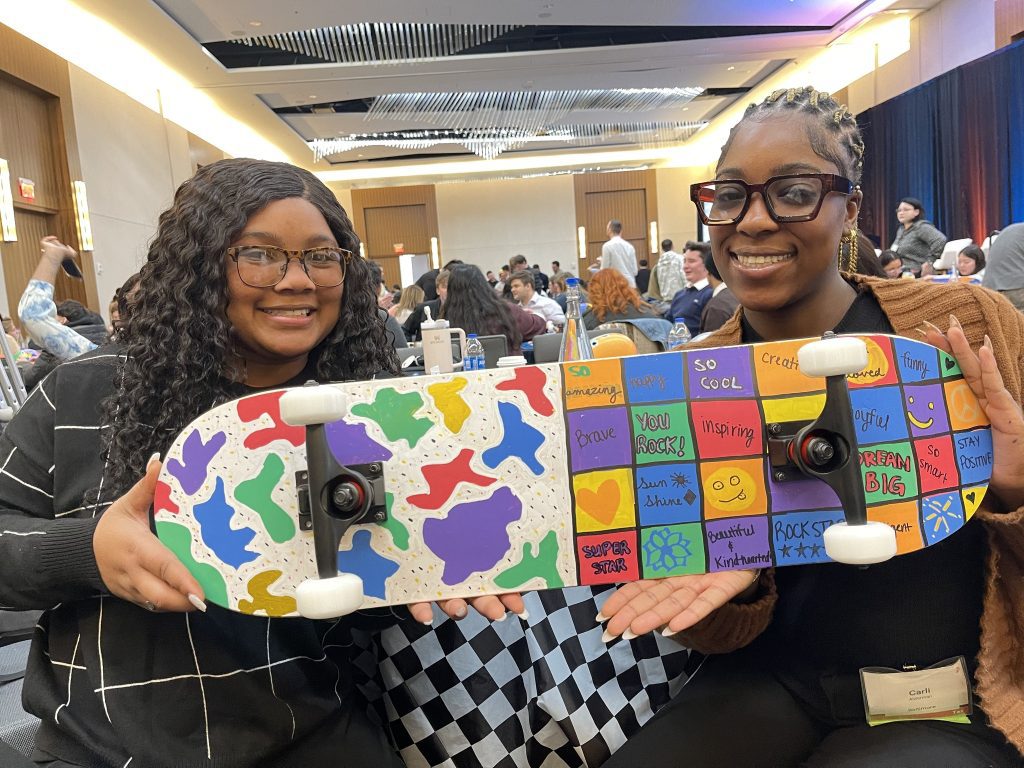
[539,12,551,17]
[309,95,317,99]
[249,20,262,27]
[727,66,735,71]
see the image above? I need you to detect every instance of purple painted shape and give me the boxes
[422,486,522,585]
[686,346,755,399]
[706,516,772,572]
[567,407,632,472]
[766,458,841,512]
[326,419,394,464]
[166,429,227,495]
[904,383,949,438]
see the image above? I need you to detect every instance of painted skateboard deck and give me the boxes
[154,334,993,617]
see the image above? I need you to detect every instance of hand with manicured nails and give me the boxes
[93,455,207,613]
[408,592,527,625]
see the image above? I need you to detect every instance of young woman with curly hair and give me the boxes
[581,267,657,330]
[0,158,517,767]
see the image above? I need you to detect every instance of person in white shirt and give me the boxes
[601,219,638,287]
[509,270,566,327]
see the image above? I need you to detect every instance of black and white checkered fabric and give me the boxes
[353,585,690,768]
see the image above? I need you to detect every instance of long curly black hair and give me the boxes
[439,264,521,348]
[99,158,397,495]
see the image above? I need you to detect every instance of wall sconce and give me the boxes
[430,236,440,269]
[72,180,93,251]
[649,221,659,254]
[0,159,16,242]
[577,226,587,265]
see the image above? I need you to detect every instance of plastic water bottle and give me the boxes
[464,334,486,370]
[559,277,593,362]
[666,319,692,350]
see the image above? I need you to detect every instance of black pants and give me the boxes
[604,653,1023,768]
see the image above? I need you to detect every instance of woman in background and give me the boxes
[958,244,987,277]
[440,264,545,354]
[582,268,657,330]
[388,283,424,325]
[890,196,947,275]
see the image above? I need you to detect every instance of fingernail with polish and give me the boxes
[147,452,161,469]
[923,320,943,333]
[517,609,529,621]
[595,610,608,623]
[984,334,993,350]
[188,594,207,612]
[601,629,619,643]
[454,605,468,619]
[949,314,962,329]
[662,627,679,638]
[913,328,927,337]
[494,612,507,622]
[621,628,638,641]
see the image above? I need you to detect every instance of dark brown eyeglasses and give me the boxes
[690,173,855,226]
[227,245,351,288]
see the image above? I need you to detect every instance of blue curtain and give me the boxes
[858,39,1024,246]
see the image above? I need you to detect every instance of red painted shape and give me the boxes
[408,448,496,510]
[154,480,179,516]
[495,367,554,416]
[237,391,305,449]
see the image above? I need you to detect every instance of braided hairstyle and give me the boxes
[99,158,398,496]
[718,86,865,185]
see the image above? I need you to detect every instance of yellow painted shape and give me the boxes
[961,485,987,521]
[944,379,989,432]
[752,339,824,397]
[700,458,767,519]
[238,570,297,617]
[573,468,635,532]
[563,358,625,410]
[867,501,923,555]
[762,393,826,424]
[847,337,892,386]
[427,377,471,433]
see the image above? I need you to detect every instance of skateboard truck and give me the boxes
[280,383,380,619]
[767,334,897,565]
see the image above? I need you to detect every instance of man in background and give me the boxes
[601,219,638,286]
[510,270,565,327]
[636,259,651,294]
[983,223,1024,311]
[700,248,739,333]
[648,239,685,303]
[667,241,713,336]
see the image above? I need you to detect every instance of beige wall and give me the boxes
[435,175,577,272]
[846,0,996,113]
[68,65,194,315]
[655,165,715,252]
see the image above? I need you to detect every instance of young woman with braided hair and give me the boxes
[601,87,1024,766]
[0,158,519,767]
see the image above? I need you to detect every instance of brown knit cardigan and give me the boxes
[675,274,1024,750]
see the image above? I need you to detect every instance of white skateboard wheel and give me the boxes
[0,407,13,422]
[296,573,365,619]
[797,337,869,378]
[823,521,897,565]
[280,386,347,426]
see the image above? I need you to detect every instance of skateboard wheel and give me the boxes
[280,386,347,426]
[0,407,13,422]
[797,337,869,378]
[296,573,365,619]
[823,521,897,565]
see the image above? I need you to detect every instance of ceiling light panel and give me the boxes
[237,23,521,64]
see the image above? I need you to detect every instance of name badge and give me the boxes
[859,656,972,726]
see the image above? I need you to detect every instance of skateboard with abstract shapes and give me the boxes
[153,333,993,618]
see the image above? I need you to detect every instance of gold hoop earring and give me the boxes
[839,228,859,273]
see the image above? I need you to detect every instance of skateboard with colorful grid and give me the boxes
[153,333,993,618]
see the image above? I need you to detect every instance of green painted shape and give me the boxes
[234,454,294,543]
[640,523,706,577]
[860,440,919,504]
[940,352,962,378]
[351,387,432,448]
[155,520,230,607]
[631,402,695,464]
[381,491,410,551]
[495,530,564,589]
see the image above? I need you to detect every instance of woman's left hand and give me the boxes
[408,592,526,625]
[923,317,1024,510]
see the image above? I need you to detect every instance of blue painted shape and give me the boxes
[338,529,400,600]
[623,353,685,404]
[482,402,546,475]
[194,477,258,569]
[920,492,966,545]
[636,463,701,526]
[770,510,846,566]
[954,429,994,486]
[893,337,940,383]
[849,386,908,444]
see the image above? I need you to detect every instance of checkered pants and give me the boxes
[351,586,690,768]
